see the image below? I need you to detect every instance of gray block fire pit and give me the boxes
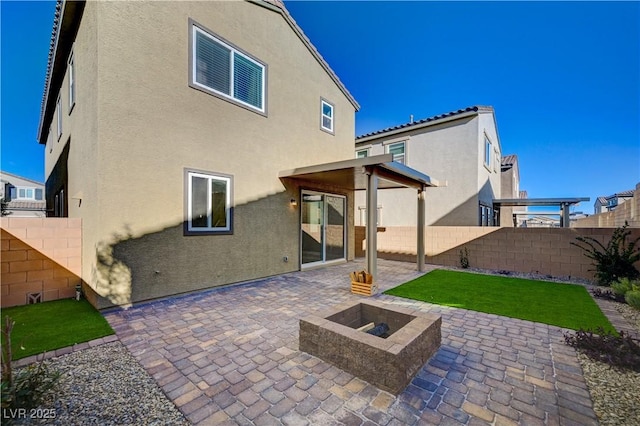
[299,300,441,395]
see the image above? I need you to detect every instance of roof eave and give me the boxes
[356,108,480,144]
[37,0,85,144]
[251,0,360,111]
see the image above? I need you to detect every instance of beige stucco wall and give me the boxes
[43,0,357,308]
[355,111,502,226]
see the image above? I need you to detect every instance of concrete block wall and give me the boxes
[573,183,639,228]
[1,217,82,308]
[355,225,640,282]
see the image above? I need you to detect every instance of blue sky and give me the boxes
[2,1,639,214]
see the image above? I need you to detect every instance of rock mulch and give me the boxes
[576,300,640,426]
[14,341,188,426]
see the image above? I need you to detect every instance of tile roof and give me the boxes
[610,190,634,198]
[6,200,46,210]
[595,196,608,205]
[501,154,518,167]
[356,106,494,140]
[38,0,359,143]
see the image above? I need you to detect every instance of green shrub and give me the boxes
[459,247,470,269]
[611,277,635,297]
[625,290,640,310]
[572,222,640,286]
[1,317,60,412]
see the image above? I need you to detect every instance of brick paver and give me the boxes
[105,259,598,425]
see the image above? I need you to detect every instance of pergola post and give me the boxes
[417,187,425,272]
[561,203,570,227]
[366,168,378,280]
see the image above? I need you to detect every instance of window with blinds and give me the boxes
[192,24,265,112]
[387,141,406,164]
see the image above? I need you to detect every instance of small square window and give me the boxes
[321,99,334,133]
[356,149,368,159]
[185,169,233,234]
[387,141,406,164]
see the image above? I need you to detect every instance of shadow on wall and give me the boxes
[91,189,301,309]
[429,179,495,226]
[1,228,82,308]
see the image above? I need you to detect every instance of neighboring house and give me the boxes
[602,190,634,213]
[37,0,363,308]
[594,196,608,214]
[354,106,503,226]
[0,171,46,217]
[500,155,527,227]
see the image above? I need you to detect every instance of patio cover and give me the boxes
[493,197,590,227]
[279,154,439,279]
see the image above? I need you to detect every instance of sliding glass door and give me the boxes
[301,191,345,266]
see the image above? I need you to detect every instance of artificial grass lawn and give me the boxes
[1,299,114,360]
[385,270,616,333]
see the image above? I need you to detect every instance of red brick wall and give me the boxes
[1,217,82,308]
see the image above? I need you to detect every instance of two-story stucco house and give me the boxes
[0,171,46,217]
[37,0,365,308]
[354,106,503,227]
[500,155,527,226]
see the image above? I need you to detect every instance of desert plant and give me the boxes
[459,247,470,269]
[572,222,640,286]
[564,327,640,372]
[611,277,636,297]
[1,316,60,411]
[625,290,640,310]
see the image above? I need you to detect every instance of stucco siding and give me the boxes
[355,115,485,226]
[64,0,357,307]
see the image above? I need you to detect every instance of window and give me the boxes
[356,149,368,159]
[68,51,75,112]
[484,136,491,168]
[12,187,42,200]
[321,99,334,133]
[191,23,265,112]
[387,141,406,164]
[56,95,62,140]
[186,169,232,234]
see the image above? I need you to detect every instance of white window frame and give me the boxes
[190,22,266,114]
[17,187,36,200]
[484,135,492,169]
[356,149,369,159]
[386,141,406,164]
[320,99,334,134]
[56,95,62,140]
[185,169,233,234]
[68,50,75,112]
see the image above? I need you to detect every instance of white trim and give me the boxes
[187,171,232,232]
[300,190,346,267]
[386,141,406,165]
[320,99,334,133]
[483,134,492,170]
[68,49,75,112]
[56,95,62,141]
[191,25,265,113]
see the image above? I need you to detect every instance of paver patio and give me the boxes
[105,259,599,425]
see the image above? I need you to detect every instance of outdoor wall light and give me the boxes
[290,198,298,206]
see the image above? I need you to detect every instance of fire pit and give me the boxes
[299,300,441,394]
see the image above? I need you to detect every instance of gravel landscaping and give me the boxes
[8,268,640,425]
[577,302,640,426]
[13,342,188,426]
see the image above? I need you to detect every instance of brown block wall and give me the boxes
[573,183,639,228]
[1,217,82,308]
[355,225,640,282]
